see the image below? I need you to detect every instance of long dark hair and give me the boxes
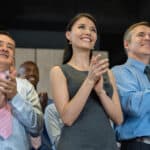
[62,13,97,64]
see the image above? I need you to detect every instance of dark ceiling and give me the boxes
[1,0,150,32]
[0,0,150,66]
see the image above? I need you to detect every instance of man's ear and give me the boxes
[65,31,71,41]
[124,40,129,50]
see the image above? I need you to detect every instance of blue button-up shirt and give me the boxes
[0,78,43,150]
[112,58,150,141]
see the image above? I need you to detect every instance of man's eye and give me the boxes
[7,45,14,50]
[0,42,3,46]
[137,33,145,37]
[7,46,12,49]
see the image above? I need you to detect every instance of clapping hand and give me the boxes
[87,54,109,85]
[0,70,17,101]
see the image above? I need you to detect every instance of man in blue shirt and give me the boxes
[0,31,43,150]
[112,21,150,150]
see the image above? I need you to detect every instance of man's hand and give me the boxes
[0,71,17,100]
[0,92,6,108]
[6,73,17,100]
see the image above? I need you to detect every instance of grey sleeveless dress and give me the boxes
[57,64,118,150]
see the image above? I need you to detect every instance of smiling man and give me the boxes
[18,61,39,90]
[0,31,43,150]
[112,22,150,150]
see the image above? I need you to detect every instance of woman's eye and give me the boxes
[91,28,97,33]
[78,25,85,29]
[78,24,97,33]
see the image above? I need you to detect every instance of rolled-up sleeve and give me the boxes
[10,78,43,136]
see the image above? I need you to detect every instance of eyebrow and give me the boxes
[78,23,95,26]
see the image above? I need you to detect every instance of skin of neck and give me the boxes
[70,48,91,69]
[128,52,150,65]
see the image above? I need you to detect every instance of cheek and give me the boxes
[92,37,97,46]
[9,51,14,58]
[93,34,97,42]
[133,42,141,48]
[71,35,80,44]
[94,37,97,43]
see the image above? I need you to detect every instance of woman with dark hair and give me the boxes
[50,13,123,150]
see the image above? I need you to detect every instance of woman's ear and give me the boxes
[65,31,71,41]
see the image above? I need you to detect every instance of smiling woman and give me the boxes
[65,17,97,53]
[48,13,123,150]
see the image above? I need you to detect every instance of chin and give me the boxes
[81,46,93,50]
[80,43,94,49]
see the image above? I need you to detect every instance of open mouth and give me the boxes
[28,76,36,82]
[81,37,92,42]
[0,52,9,58]
[141,41,150,46]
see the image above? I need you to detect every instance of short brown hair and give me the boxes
[0,31,15,45]
[123,21,150,42]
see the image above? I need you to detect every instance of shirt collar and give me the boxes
[126,58,150,73]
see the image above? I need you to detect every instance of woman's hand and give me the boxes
[87,54,109,88]
[94,76,105,95]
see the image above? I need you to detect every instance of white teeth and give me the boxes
[82,38,91,42]
[29,77,35,81]
[0,53,8,57]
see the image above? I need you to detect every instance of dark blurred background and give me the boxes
[1,0,150,67]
